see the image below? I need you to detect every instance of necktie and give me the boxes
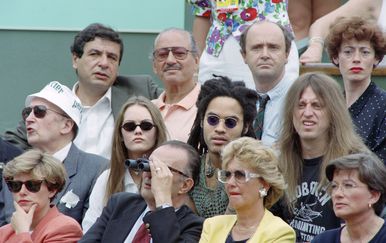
[254,94,270,140]
[132,223,151,243]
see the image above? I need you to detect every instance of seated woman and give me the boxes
[0,149,82,242]
[200,137,295,242]
[312,153,386,242]
[188,76,258,218]
[82,96,168,232]
[326,16,386,164]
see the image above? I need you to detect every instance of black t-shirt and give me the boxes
[289,157,341,242]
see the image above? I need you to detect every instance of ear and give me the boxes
[48,189,57,200]
[369,190,381,205]
[179,178,194,194]
[72,53,79,69]
[242,123,250,135]
[60,118,75,136]
[332,56,339,66]
[240,50,247,64]
[260,178,271,192]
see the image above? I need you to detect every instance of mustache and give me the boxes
[164,63,182,71]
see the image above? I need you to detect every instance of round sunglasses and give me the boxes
[22,105,67,121]
[121,121,155,132]
[206,115,238,129]
[6,179,45,193]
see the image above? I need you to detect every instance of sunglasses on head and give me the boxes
[153,47,192,62]
[206,115,238,129]
[5,180,45,193]
[121,121,155,132]
[22,105,67,121]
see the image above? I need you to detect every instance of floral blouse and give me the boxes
[188,0,294,56]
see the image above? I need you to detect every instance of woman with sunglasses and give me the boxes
[0,149,82,243]
[188,76,258,218]
[82,96,168,232]
[312,153,386,243]
[200,137,295,242]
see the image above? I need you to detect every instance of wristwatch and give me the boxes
[156,203,173,211]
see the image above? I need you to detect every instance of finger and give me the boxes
[27,203,37,216]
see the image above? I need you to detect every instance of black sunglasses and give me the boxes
[22,105,67,121]
[153,47,192,61]
[5,180,45,193]
[206,115,238,129]
[121,121,155,132]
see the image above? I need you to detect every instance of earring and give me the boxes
[259,188,267,198]
[369,203,372,208]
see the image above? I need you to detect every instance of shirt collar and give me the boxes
[154,83,200,110]
[264,76,292,100]
[72,81,112,107]
[52,142,72,162]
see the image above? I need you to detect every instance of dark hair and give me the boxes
[161,140,200,189]
[70,23,124,64]
[326,153,386,216]
[240,20,293,54]
[327,16,386,66]
[187,76,258,156]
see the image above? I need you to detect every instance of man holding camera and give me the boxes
[80,140,204,243]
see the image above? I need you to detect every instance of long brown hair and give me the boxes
[105,96,168,204]
[278,73,368,205]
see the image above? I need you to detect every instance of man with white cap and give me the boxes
[1,81,108,225]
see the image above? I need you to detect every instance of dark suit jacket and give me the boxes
[1,143,108,225]
[2,75,163,150]
[80,192,204,243]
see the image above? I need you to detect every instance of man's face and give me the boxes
[140,145,189,202]
[152,31,198,87]
[293,86,330,143]
[333,39,379,84]
[242,22,288,86]
[72,37,120,91]
[25,98,71,151]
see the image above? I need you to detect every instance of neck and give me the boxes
[31,205,51,230]
[344,211,383,242]
[76,82,108,106]
[300,138,327,159]
[207,152,222,169]
[254,71,284,93]
[35,140,71,155]
[236,202,265,227]
[164,81,196,104]
[343,78,371,108]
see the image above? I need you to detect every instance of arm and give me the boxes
[193,16,211,56]
[299,0,381,64]
[198,219,210,243]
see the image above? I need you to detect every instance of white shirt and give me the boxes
[82,169,139,232]
[72,82,114,159]
[52,142,72,162]
[257,74,295,146]
[124,207,151,243]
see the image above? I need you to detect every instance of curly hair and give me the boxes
[187,76,258,156]
[70,23,124,64]
[326,16,386,66]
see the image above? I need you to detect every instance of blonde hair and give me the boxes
[222,137,286,208]
[3,149,66,201]
[278,73,368,205]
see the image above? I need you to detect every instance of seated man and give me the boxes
[80,140,203,243]
[2,81,108,225]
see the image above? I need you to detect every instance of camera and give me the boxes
[125,158,150,172]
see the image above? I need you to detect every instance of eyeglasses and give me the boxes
[153,47,192,62]
[168,166,190,178]
[329,181,364,195]
[206,115,238,129]
[217,170,260,184]
[5,180,45,193]
[341,48,374,59]
[22,105,67,121]
[121,121,155,132]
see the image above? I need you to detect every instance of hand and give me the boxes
[11,201,37,234]
[299,43,324,65]
[149,158,173,207]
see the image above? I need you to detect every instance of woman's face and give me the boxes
[223,158,266,211]
[121,104,157,159]
[334,39,379,84]
[330,169,380,219]
[11,173,55,214]
[203,97,245,157]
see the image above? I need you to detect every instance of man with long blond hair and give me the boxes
[272,72,369,242]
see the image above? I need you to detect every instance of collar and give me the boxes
[52,142,72,162]
[262,76,292,100]
[348,82,376,116]
[154,83,200,110]
[72,81,112,107]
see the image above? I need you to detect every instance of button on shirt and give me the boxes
[72,83,114,159]
[257,76,294,146]
[348,82,386,163]
[152,83,200,142]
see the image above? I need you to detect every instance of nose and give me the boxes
[18,184,29,195]
[303,104,313,117]
[352,50,361,62]
[165,50,177,63]
[214,120,227,133]
[134,125,142,134]
[98,54,109,68]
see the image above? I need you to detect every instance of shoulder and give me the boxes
[108,192,144,209]
[71,144,109,165]
[258,210,295,240]
[114,75,153,87]
[203,214,236,227]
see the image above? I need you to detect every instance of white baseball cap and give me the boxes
[25,81,82,127]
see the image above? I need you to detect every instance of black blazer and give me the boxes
[80,192,204,243]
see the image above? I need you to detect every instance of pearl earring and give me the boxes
[259,188,267,198]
